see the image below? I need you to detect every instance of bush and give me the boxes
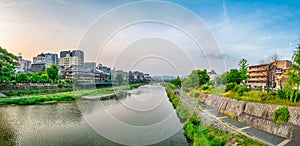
[232,85,240,93]
[278,89,286,99]
[237,86,249,95]
[274,107,290,126]
[225,83,237,92]
[201,85,209,91]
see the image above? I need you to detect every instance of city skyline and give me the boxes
[1,0,300,75]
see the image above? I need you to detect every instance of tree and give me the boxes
[288,44,300,93]
[31,72,40,83]
[216,72,227,85]
[182,70,210,89]
[40,74,49,83]
[170,76,181,87]
[16,73,30,83]
[226,69,242,84]
[238,58,249,83]
[46,64,59,83]
[0,47,19,84]
[115,74,124,85]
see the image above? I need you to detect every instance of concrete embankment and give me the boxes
[198,93,300,141]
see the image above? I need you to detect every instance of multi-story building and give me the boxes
[17,54,31,71]
[33,54,53,68]
[58,50,84,68]
[43,53,58,65]
[58,54,79,68]
[247,60,291,88]
[129,71,144,82]
[71,50,84,66]
[111,69,129,82]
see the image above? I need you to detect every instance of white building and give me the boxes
[33,56,52,68]
[58,54,79,68]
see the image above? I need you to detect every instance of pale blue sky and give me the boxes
[0,0,299,75]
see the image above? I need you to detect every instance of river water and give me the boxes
[0,84,188,146]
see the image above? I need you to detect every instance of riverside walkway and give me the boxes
[176,89,300,146]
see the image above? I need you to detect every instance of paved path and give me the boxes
[176,89,300,146]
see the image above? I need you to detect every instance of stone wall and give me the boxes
[198,93,300,140]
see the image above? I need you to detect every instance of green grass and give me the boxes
[165,84,263,146]
[209,87,225,96]
[184,114,263,146]
[184,85,300,107]
[0,83,145,105]
[0,93,77,105]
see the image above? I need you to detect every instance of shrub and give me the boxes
[201,85,209,91]
[225,83,237,92]
[237,86,249,95]
[274,107,290,126]
[278,89,286,99]
[224,91,239,99]
[232,85,240,93]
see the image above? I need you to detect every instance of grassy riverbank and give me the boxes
[165,84,263,146]
[185,85,300,107]
[0,83,145,105]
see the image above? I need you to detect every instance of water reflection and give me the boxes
[0,107,16,145]
[0,84,188,146]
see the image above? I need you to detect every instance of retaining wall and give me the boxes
[198,93,300,141]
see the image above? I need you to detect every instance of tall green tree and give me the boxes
[226,69,242,84]
[40,74,49,83]
[115,74,124,85]
[46,64,58,83]
[31,72,40,83]
[288,44,300,93]
[216,72,227,85]
[0,47,19,84]
[16,73,30,83]
[182,70,210,89]
[170,76,181,87]
[238,58,249,83]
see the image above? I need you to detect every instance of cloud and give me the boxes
[2,2,16,7]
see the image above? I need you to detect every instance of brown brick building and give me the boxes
[247,60,291,88]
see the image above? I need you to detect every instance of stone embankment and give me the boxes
[198,93,300,141]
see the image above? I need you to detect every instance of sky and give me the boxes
[0,0,300,76]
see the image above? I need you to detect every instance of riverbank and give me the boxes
[165,84,263,146]
[0,83,145,106]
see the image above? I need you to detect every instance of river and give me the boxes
[0,84,188,146]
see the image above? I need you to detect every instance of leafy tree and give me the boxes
[285,44,300,102]
[31,72,40,83]
[288,44,300,91]
[182,70,210,89]
[238,58,249,83]
[16,73,30,83]
[46,64,59,83]
[115,74,124,85]
[170,76,181,87]
[0,47,19,84]
[226,69,242,84]
[216,72,227,85]
[40,74,49,83]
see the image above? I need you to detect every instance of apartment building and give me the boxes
[247,60,291,88]
[33,54,53,68]
[58,50,84,68]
